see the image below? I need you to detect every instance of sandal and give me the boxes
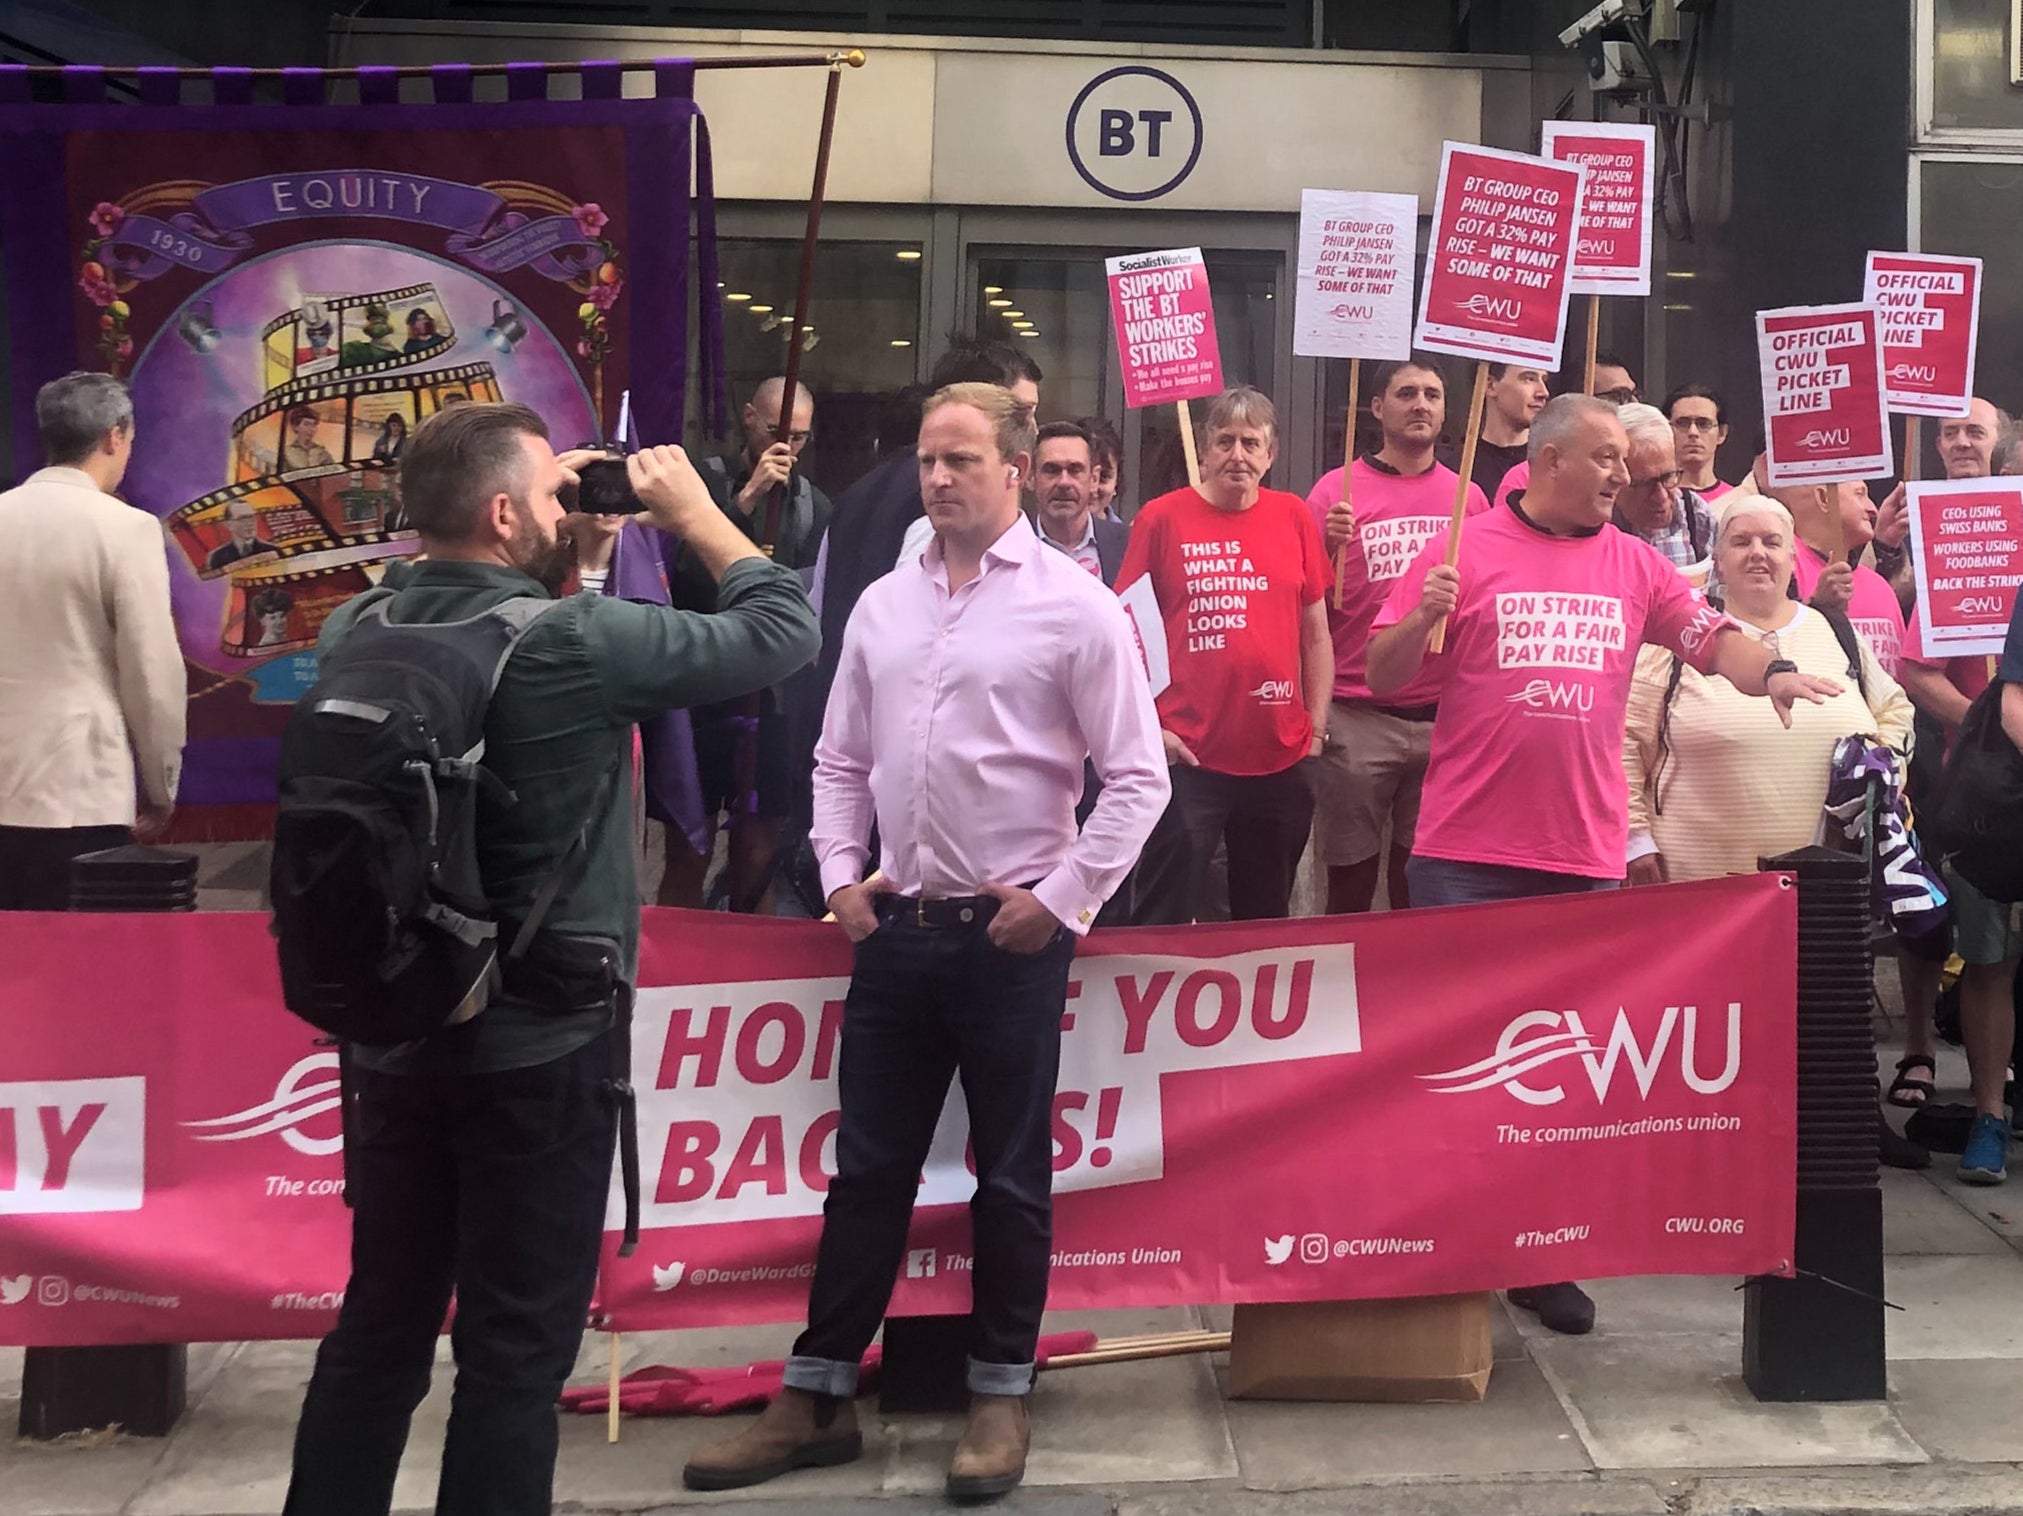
[1887,1054,1936,1109]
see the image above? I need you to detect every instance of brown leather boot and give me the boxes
[681,1386,862,1491]
[945,1392,1030,1500]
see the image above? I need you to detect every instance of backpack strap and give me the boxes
[1818,605,1868,701]
[1652,654,1688,817]
[506,755,625,962]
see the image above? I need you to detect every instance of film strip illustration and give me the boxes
[261,281,456,394]
[175,361,501,583]
[216,553,393,662]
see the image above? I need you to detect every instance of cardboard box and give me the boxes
[1225,1294,1494,1403]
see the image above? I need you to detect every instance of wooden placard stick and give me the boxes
[1332,356,1362,610]
[1177,398,1203,490]
[1583,293,1601,394]
[1428,359,1490,655]
[607,1332,623,1443]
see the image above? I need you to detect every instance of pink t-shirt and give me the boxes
[1374,510,1735,878]
[1701,480,1736,503]
[1306,458,1489,703]
[1493,461,1530,513]
[1791,544,1904,677]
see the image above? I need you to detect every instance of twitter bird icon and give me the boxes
[0,1274,32,1305]
[1263,1235,1294,1266]
[652,1262,685,1292]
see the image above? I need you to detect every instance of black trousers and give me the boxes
[1131,761,1316,925]
[0,824,131,910]
[787,907,1075,1395]
[283,1035,617,1516]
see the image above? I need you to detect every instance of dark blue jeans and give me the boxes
[1406,855,1622,907]
[786,908,1076,1397]
[283,1034,617,1516]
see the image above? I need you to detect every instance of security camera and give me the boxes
[1558,0,1638,49]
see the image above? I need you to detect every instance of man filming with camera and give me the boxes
[283,401,818,1516]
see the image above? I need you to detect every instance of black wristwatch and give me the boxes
[1763,658,1800,682]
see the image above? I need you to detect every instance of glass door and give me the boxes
[966,243,1285,516]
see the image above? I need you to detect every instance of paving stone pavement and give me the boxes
[6,845,2022,1514]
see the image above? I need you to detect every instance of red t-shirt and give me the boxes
[1306,458,1489,703]
[1116,485,1330,776]
[1374,508,1735,878]
[1791,543,1905,677]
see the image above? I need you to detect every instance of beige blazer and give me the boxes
[0,467,186,827]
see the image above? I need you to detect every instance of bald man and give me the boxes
[666,377,831,912]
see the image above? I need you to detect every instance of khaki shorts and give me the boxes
[1311,699,1433,868]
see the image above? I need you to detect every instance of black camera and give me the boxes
[571,450,640,515]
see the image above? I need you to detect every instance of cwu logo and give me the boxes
[182,1053,343,1157]
[1419,1005,1742,1107]
[1506,678,1595,715]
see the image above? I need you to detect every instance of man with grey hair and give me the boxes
[1367,392,1841,1337]
[285,401,818,1516]
[0,371,184,908]
[1117,385,1334,923]
[1610,402,1715,569]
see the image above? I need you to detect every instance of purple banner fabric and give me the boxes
[0,81,724,823]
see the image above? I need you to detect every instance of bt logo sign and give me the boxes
[1065,66,1204,203]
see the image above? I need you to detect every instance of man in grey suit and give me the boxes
[1030,421,1127,588]
[0,372,185,909]
[1029,420,1137,922]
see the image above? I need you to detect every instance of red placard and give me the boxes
[1105,246,1224,409]
[1907,478,2023,655]
[1414,142,1586,368]
[1756,303,1894,486]
[0,882,1798,1346]
[1863,252,1983,419]
[1541,121,1655,296]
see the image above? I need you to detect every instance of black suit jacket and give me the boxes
[1093,515,1128,588]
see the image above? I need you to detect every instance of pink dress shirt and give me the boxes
[813,513,1169,933]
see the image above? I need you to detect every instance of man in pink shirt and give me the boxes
[1366,393,1840,1336]
[1308,354,1487,912]
[684,384,1167,1500]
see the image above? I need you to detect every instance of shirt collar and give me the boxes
[27,466,101,492]
[1038,512,1098,554]
[1361,451,1438,479]
[921,511,1038,578]
[1507,490,1604,540]
[402,559,552,596]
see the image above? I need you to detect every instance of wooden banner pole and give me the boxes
[1428,359,1490,655]
[1332,356,1361,610]
[606,1332,623,1444]
[1177,398,1202,490]
[1583,293,1601,394]
[1905,415,1921,484]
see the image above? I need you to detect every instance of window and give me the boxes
[703,239,924,497]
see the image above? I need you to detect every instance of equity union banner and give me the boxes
[1,878,1796,1346]
[0,65,723,822]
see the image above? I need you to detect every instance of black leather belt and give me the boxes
[876,893,1002,929]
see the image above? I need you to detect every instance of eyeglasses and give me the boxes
[1598,386,1640,406]
[1671,415,1721,433]
[1626,470,1683,492]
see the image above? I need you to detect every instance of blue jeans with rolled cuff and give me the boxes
[783,903,1075,1398]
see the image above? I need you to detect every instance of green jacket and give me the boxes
[319,553,819,1074]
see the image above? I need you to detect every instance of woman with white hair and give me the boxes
[1623,491,1913,884]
